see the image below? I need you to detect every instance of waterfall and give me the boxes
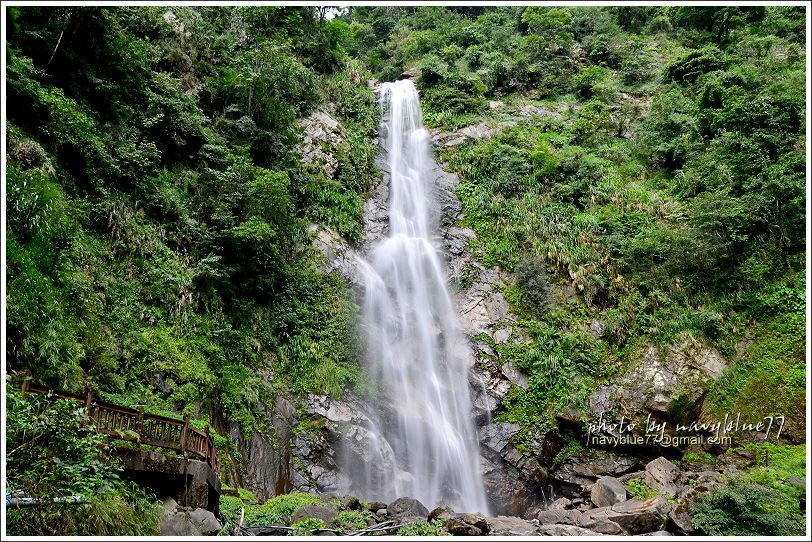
[350,79,489,514]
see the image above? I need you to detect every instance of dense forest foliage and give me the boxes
[6,6,377,533]
[4,4,807,536]
[6,6,375,424]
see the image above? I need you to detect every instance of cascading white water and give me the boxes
[351,79,489,513]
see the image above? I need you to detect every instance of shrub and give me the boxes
[625,479,660,500]
[664,45,727,83]
[290,517,328,535]
[423,83,487,116]
[334,510,373,531]
[219,495,245,523]
[515,255,552,319]
[243,492,322,527]
[620,52,655,84]
[396,520,446,536]
[573,65,612,99]
[691,478,804,536]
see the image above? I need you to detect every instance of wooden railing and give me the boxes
[20,382,219,472]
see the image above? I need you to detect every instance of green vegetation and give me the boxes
[681,451,716,470]
[689,444,805,536]
[6,4,375,483]
[740,444,806,503]
[622,477,677,506]
[691,478,804,536]
[397,520,448,536]
[706,290,806,441]
[290,517,328,535]
[334,509,375,531]
[5,6,377,531]
[219,492,379,534]
[624,478,660,501]
[239,492,322,527]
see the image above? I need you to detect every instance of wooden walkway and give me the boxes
[20,381,220,472]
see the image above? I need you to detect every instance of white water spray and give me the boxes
[351,79,489,513]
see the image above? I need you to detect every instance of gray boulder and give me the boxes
[160,507,222,536]
[387,497,429,521]
[591,476,628,508]
[160,513,202,537]
[429,505,455,521]
[668,501,695,535]
[537,508,581,526]
[485,516,539,536]
[609,497,672,534]
[445,513,490,536]
[162,497,179,514]
[189,508,222,535]
[576,510,625,535]
[645,457,679,497]
[579,497,671,535]
[667,471,721,535]
[537,524,603,536]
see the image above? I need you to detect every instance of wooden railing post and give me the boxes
[20,375,31,395]
[83,390,93,426]
[135,407,145,443]
[205,425,212,465]
[179,414,190,453]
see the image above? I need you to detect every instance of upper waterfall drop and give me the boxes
[351,79,489,514]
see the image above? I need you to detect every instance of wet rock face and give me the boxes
[480,456,537,516]
[478,421,563,515]
[361,154,390,249]
[214,395,296,501]
[455,268,515,338]
[292,393,391,495]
